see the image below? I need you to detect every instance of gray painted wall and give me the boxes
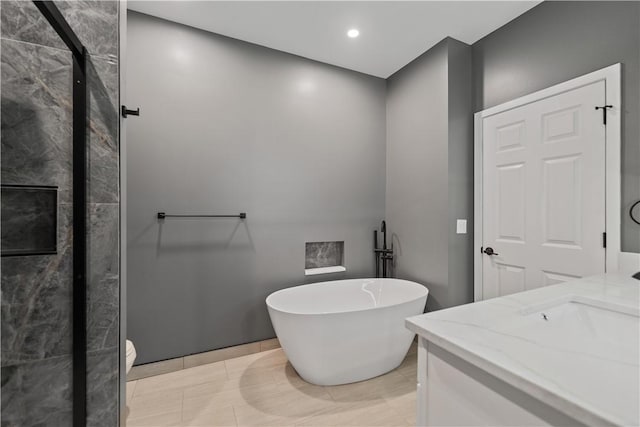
[472,1,640,253]
[1,1,120,425]
[128,1,639,365]
[126,12,386,364]
[447,40,474,308]
[386,38,474,311]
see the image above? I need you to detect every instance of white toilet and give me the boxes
[126,340,137,374]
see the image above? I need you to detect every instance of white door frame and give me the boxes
[118,1,128,424]
[474,63,621,301]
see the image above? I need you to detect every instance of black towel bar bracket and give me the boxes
[157,212,246,220]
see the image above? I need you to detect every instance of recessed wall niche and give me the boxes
[305,241,344,269]
[1,185,58,256]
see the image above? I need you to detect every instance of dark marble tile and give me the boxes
[86,347,119,427]
[0,1,67,52]
[88,203,119,284]
[1,42,119,207]
[87,56,119,204]
[56,1,119,59]
[87,203,119,352]
[305,241,344,269]
[1,355,73,427]
[1,39,73,203]
[1,204,73,366]
[1,186,57,255]
[1,0,119,59]
[87,274,119,352]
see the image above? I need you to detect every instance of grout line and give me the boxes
[0,36,118,65]
[0,36,69,54]
[128,380,137,398]
[231,405,238,427]
[179,389,185,424]
[324,385,338,403]
[223,359,231,380]
[396,364,418,382]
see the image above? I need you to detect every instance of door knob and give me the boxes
[483,247,499,256]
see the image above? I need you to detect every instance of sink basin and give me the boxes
[508,297,639,362]
[491,296,640,424]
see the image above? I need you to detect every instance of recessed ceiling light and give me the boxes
[347,29,359,38]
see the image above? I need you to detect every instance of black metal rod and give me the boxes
[71,46,88,427]
[32,1,83,58]
[157,212,246,220]
[381,220,387,278]
[374,230,379,278]
[33,2,88,426]
[381,250,387,279]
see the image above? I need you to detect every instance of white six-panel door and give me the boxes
[481,81,606,299]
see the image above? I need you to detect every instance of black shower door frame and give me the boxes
[32,2,88,426]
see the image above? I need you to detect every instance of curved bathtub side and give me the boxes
[267,279,428,315]
[268,295,427,386]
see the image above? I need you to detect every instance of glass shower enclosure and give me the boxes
[0,1,116,426]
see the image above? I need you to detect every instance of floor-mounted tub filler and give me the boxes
[266,278,428,385]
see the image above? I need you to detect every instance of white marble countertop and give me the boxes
[406,273,640,427]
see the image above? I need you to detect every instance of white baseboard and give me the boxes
[127,337,280,381]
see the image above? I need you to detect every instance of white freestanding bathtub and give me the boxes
[266,278,428,386]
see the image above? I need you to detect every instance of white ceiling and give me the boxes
[128,1,541,78]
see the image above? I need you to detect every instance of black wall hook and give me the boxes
[122,105,140,118]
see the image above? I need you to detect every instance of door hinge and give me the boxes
[602,232,607,248]
[595,105,613,125]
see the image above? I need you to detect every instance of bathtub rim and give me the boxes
[266,278,428,316]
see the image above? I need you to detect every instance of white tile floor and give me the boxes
[126,344,418,426]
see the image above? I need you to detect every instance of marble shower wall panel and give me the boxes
[86,348,119,427]
[87,57,119,204]
[87,204,120,352]
[0,0,118,59]
[0,23,75,424]
[0,355,73,426]
[0,35,74,367]
[1,0,120,425]
[83,9,120,424]
[0,1,68,52]
[56,1,119,59]
[0,39,73,203]
[1,204,73,366]
[305,241,345,269]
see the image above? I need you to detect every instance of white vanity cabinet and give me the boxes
[415,337,580,426]
[407,273,640,427]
